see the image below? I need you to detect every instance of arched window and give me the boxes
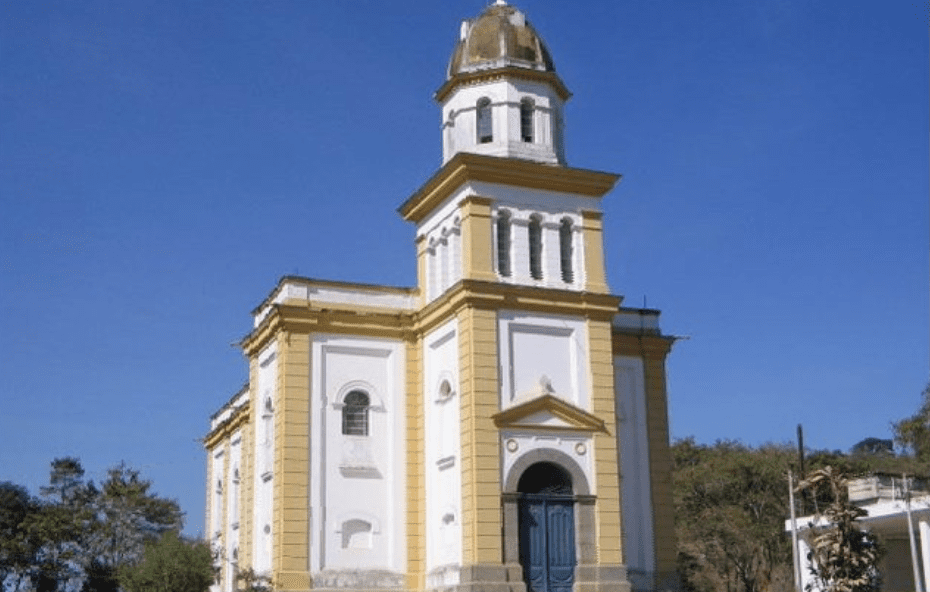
[520,99,534,143]
[342,391,370,436]
[559,218,573,283]
[477,98,493,144]
[528,215,543,280]
[497,210,512,277]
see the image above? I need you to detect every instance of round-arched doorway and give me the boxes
[517,462,576,592]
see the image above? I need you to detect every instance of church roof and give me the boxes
[446,1,556,78]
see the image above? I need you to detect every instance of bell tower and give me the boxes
[436,1,568,165]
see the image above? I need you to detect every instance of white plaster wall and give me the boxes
[501,432,594,493]
[424,217,462,301]
[309,335,406,574]
[495,205,582,289]
[252,344,277,575]
[440,78,564,164]
[614,356,655,582]
[423,319,462,575]
[498,311,589,410]
[209,449,224,592]
[211,450,225,540]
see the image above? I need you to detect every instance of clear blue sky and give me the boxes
[1,1,927,537]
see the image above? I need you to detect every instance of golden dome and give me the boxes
[446,2,556,79]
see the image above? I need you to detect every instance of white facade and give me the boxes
[423,319,462,584]
[309,335,407,578]
[497,311,589,410]
[441,78,565,165]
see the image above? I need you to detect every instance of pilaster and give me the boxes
[587,319,622,564]
[581,211,608,294]
[273,330,312,587]
[457,306,502,565]
[643,345,677,590]
[242,357,259,569]
[416,234,429,308]
[460,196,497,283]
[406,337,426,590]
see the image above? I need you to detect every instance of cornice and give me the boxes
[398,153,620,224]
[242,300,418,357]
[612,332,675,360]
[435,67,571,103]
[240,280,655,360]
[251,275,416,317]
[492,394,608,434]
[204,405,250,449]
[413,279,622,336]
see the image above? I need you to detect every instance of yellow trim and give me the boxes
[492,394,607,433]
[581,210,609,294]
[273,332,312,582]
[645,354,677,583]
[611,332,674,359]
[460,196,496,282]
[587,318,623,564]
[203,406,250,449]
[435,66,571,102]
[242,278,622,359]
[458,306,502,565]
[399,152,619,224]
[415,234,429,309]
[405,337,426,590]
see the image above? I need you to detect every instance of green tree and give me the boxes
[893,382,930,463]
[119,531,216,592]
[27,458,98,591]
[88,463,184,570]
[796,467,881,592]
[673,439,795,592]
[1,458,186,591]
[0,481,39,589]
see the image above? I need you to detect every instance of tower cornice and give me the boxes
[398,152,620,224]
[436,66,571,103]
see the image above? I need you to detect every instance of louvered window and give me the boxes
[529,215,543,280]
[520,99,534,142]
[497,211,512,277]
[559,218,573,283]
[477,98,493,143]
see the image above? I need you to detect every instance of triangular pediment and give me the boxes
[492,394,608,434]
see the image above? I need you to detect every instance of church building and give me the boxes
[205,3,679,591]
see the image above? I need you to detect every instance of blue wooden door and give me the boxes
[519,496,576,592]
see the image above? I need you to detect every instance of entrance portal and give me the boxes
[517,462,576,592]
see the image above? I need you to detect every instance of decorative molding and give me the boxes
[399,152,619,224]
[492,394,608,434]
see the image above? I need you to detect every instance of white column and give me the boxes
[920,518,930,592]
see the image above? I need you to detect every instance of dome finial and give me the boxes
[494,0,507,5]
